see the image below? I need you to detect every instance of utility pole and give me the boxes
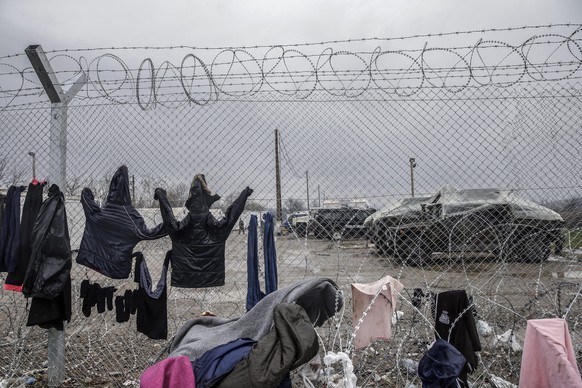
[274,129,282,222]
[26,44,86,388]
[28,152,36,179]
[409,157,416,197]
[306,170,310,211]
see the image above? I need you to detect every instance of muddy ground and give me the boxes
[1,233,581,387]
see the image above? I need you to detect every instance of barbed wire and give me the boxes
[1,24,581,110]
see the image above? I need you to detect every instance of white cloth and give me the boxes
[351,275,404,349]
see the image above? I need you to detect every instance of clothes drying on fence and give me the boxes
[246,213,280,312]
[418,338,467,388]
[170,277,343,362]
[79,280,117,317]
[140,355,195,388]
[0,193,5,228]
[115,289,136,323]
[246,214,263,311]
[133,251,169,340]
[519,318,582,388]
[215,303,319,388]
[432,290,481,385]
[5,179,46,292]
[21,185,72,329]
[76,165,167,279]
[0,185,25,273]
[155,174,252,288]
[351,275,404,349]
[263,212,278,295]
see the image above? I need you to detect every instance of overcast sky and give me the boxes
[1,0,580,209]
[1,0,581,56]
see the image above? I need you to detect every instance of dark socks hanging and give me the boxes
[80,281,117,317]
[115,295,128,323]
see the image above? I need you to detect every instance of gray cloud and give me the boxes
[1,0,581,57]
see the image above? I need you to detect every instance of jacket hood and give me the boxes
[107,165,132,205]
[185,174,221,212]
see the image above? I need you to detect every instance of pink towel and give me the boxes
[519,318,582,388]
[140,355,195,388]
[351,275,404,349]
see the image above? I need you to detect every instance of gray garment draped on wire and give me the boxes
[169,277,343,361]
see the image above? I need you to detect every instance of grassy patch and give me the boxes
[566,229,582,249]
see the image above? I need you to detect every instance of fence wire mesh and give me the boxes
[1,24,582,387]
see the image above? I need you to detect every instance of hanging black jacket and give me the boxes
[155,176,252,288]
[22,184,72,329]
[76,166,167,279]
[22,184,71,299]
[5,180,46,291]
[433,290,482,385]
[0,185,25,273]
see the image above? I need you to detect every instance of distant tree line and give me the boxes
[0,157,27,188]
[1,161,311,217]
[544,197,582,229]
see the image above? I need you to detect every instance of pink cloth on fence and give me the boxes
[519,318,582,388]
[140,355,195,388]
[351,275,404,349]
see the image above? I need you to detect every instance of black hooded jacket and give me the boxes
[76,166,167,279]
[432,290,482,385]
[22,184,71,299]
[155,177,252,288]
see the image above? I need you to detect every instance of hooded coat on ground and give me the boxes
[155,175,252,288]
[169,277,343,361]
[215,303,319,388]
[418,339,467,388]
[76,166,167,279]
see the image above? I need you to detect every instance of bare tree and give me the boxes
[8,165,26,186]
[66,176,82,196]
[166,182,189,207]
[0,157,7,185]
[136,175,167,208]
[284,198,306,214]
[245,200,265,211]
[216,192,239,212]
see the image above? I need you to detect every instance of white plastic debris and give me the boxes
[401,358,419,374]
[323,351,357,388]
[301,354,323,387]
[489,374,518,388]
[494,329,522,351]
[392,310,404,325]
[476,319,493,337]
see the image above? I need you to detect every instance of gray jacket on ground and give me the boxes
[169,277,343,361]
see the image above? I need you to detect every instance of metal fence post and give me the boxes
[25,44,86,388]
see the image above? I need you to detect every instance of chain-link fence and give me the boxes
[1,24,582,387]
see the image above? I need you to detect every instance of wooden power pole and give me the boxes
[275,129,282,222]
